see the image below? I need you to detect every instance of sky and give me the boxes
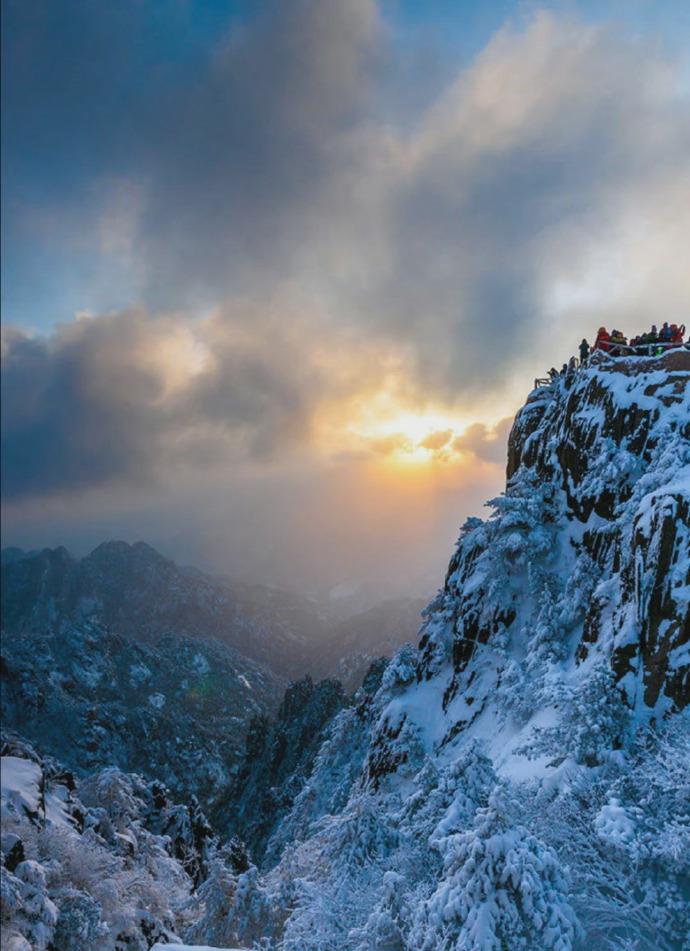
[2,0,690,601]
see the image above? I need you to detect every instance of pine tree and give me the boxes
[51,890,103,951]
[411,787,580,951]
[348,871,408,951]
[8,861,58,951]
[526,584,564,675]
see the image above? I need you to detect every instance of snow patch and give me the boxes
[129,662,152,686]
[1,757,41,820]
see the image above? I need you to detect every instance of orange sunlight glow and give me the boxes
[312,369,516,471]
[356,411,465,463]
[343,402,474,465]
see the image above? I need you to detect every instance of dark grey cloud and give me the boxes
[136,0,381,308]
[1,304,358,501]
[1,316,163,500]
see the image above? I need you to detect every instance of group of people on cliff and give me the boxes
[580,322,686,361]
[540,321,686,388]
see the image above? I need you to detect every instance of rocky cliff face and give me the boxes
[508,351,689,709]
[214,675,347,862]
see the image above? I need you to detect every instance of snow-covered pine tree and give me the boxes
[347,871,409,951]
[4,861,58,951]
[526,583,564,674]
[410,786,580,951]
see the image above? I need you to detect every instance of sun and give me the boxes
[350,409,468,464]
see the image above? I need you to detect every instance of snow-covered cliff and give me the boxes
[198,351,689,951]
[403,348,689,777]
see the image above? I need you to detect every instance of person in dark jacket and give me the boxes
[579,338,590,365]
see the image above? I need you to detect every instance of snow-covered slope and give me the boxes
[0,734,228,950]
[1,546,287,809]
[189,352,689,951]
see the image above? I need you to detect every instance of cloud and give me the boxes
[419,429,453,451]
[7,4,690,355]
[5,6,690,502]
[2,313,167,500]
[452,418,514,465]
[114,6,689,403]
[1,301,386,501]
[1,298,512,502]
[135,0,382,307]
[369,433,414,456]
[361,14,690,396]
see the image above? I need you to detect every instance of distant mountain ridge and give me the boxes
[0,540,424,808]
[1,544,286,809]
[2,540,424,680]
[2,540,327,678]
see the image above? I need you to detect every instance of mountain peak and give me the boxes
[86,539,170,567]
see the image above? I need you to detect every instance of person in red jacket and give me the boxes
[594,327,612,352]
[670,323,685,345]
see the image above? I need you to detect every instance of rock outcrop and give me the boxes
[416,350,689,762]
